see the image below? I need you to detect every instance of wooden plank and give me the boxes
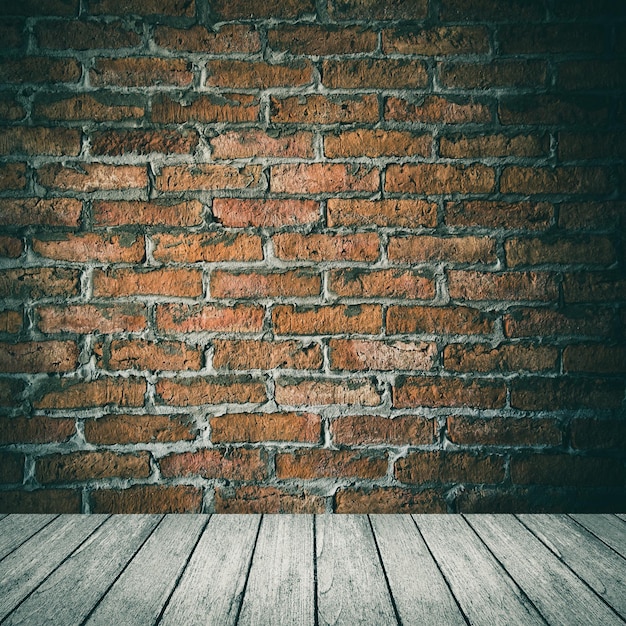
[415,515,545,626]
[159,514,260,626]
[616,514,626,522]
[0,515,107,622]
[237,515,315,626]
[570,514,626,558]
[4,515,160,626]
[84,515,209,626]
[0,514,56,560]
[316,514,398,626]
[518,514,626,619]
[467,515,623,626]
[370,515,466,626]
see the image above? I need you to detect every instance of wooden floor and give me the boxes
[0,514,624,625]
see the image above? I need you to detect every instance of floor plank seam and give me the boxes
[233,515,264,626]
[0,514,59,565]
[567,514,626,559]
[312,514,319,626]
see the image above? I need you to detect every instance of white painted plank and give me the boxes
[570,514,626,558]
[518,514,626,619]
[84,514,209,626]
[159,514,260,626]
[0,514,56,560]
[238,515,315,626]
[0,515,107,621]
[316,514,398,626]
[4,515,160,626]
[370,515,466,626]
[415,515,545,626]
[468,515,623,626]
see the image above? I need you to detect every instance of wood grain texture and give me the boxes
[570,514,626,558]
[0,514,56,560]
[316,514,398,626]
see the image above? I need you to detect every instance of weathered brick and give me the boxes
[276,450,387,479]
[447,416,561,446]
[325,129,431,158]
[0,416,74,444]
[0,236,23,258]
[335,487,445,514]
[440,133,549,158]
[0,379,23,407]
[503,307,615,338]
[558,133,626,161]
[211,269,320,299]
[562,272,626,303]
[445,200,553,230]
[332,415,435,446]
[93,268,202,297]
[90,0,195,15]
[0,18,24,47]
[275,377,381,406]
[389,235,496,264]
[0,93,25,120]
[157,303,264,333]
[0,310,22,333]
[505,236,615,267]
[90,129,198,156]
[93,199,203,227]
[97,339,202,371]
[444,343,558,373]
[271,163,378,194]
[0,127,81,156]
[0,490,81,514]
[269,25,376,55]
[215,486,324,514]
[386,95,492,124]
[570,420,626,451]
[387,305,494,335]
[558,61,626,91]
[383,25,489,55]
[0,198,82,227]
[273,232,379,261]
[0,163,26,190]
[329,269,435,299]
[213,199,319,228]
[37,451,150,484]
[330,339,436,371]
[33,233,145,263]
[160,448,267,481]
[0,341,78,373]
[440,61,546,88]
[0,268,79,299]
[33,93,144,121]
[211,0,313,19]
[37,163,147,191]
[499,24,604,55]
[211,412,321,443]
[327,199,437,228]
[563,345,626,374]
[501,167,612,195]
[91,485,201,514]
[154,24,260,53]
[394,377,506,409]
[0,0,76,16]
[205,60,313,88]
[84,414,196,444]
[499,95,609,126]
[272,304,381,335]
[156,164,261,192]
[91,57,193,87]
[155,376,266,406]
[0,57,80,83]
[36,19,140,49]
[439,0,545,21]
[213,339,322,370]
[323,59,428,89]
[448,271,558,302]
[152,232,262,263]
[152,93,259,124]
[0,453,24,484]
[328,0,427,20]
[270,94,378,124]
[386,163,495,194]
[211,130,314,159]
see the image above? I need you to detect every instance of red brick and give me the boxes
[0,0,77,16]
[0,310,22,333]
[328,0,427,20]
[510,377,623,410]
[213,199,319,228]
[93,199,202,227]
[386,163,495,194]
[445,200,553,230]
[0,490,81,513]
[213,339,322,371]
[270,94,378,124]
[0,163,26,190]
[395,451,505,484]
[387,305,494,335]
[0,198,82,227]
[37,163,147,191]
[33,233,144,263]
[505,236,615,267]
[563,345,626,374]
[89,0,195,15]
[0,416,74,444]
[327,198,437,228]
[37,451,150,484]
[0,268,79,298]
[276,450,387,480]
[448,271,558,302]
[211,269,320,299]
[273,232,379,261]
[91,485,201,514]
[386,95,492,124]
[0,57,80,83]
[156,303,264,333]
[389,235,496,264]
[211,412,320,443]
[97,339,202,371]
[275,378,381,406]
[332,415,435,446]
[325,129,431,158]
[0,127,81,156]
[269,25,376,55]
[562,272,626,303]
[570,420,626,451]
[215,486,325,514]
[335,487,445,514]
[444,343,558,373]
[0,379,23,407]
[394,377,506,409]
[323,59,428,89]
[91,58,193,87]
[558,133,626,161]
[0,18,24,47]
[499,24,604,55]
[558,61,626,91]
[0,236,23,258]
[0,93,25,119]
[160,448,267,481]
[499,95,609,126]
[93,268,202,298]
[383,25,489,55]
[440,133,548,158]
[211,0,313,19]
[329,269,435,299]
[90,129,198,156]
[84,414,196,445]
[34,377,146,410]
[211,130,313,159]
[272,304,381,335]
[36,19,140,49]
[154,24,260,53]
[447,416,561,446]
[33,93,144,122]
[439,0,545,21]
[330,339,436,371]
[152,93,259,124]
[503,307,615,338]
[156,164,261,192]
[155,376,266,406]
[501,167,612,195]
[205,60,313,89]
[0,453,24,483]
[271,163,378,194]
[0,341,78,373]
[152,232,262,263]
[440,60,546,88]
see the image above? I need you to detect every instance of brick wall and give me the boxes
[0,0,624,514]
